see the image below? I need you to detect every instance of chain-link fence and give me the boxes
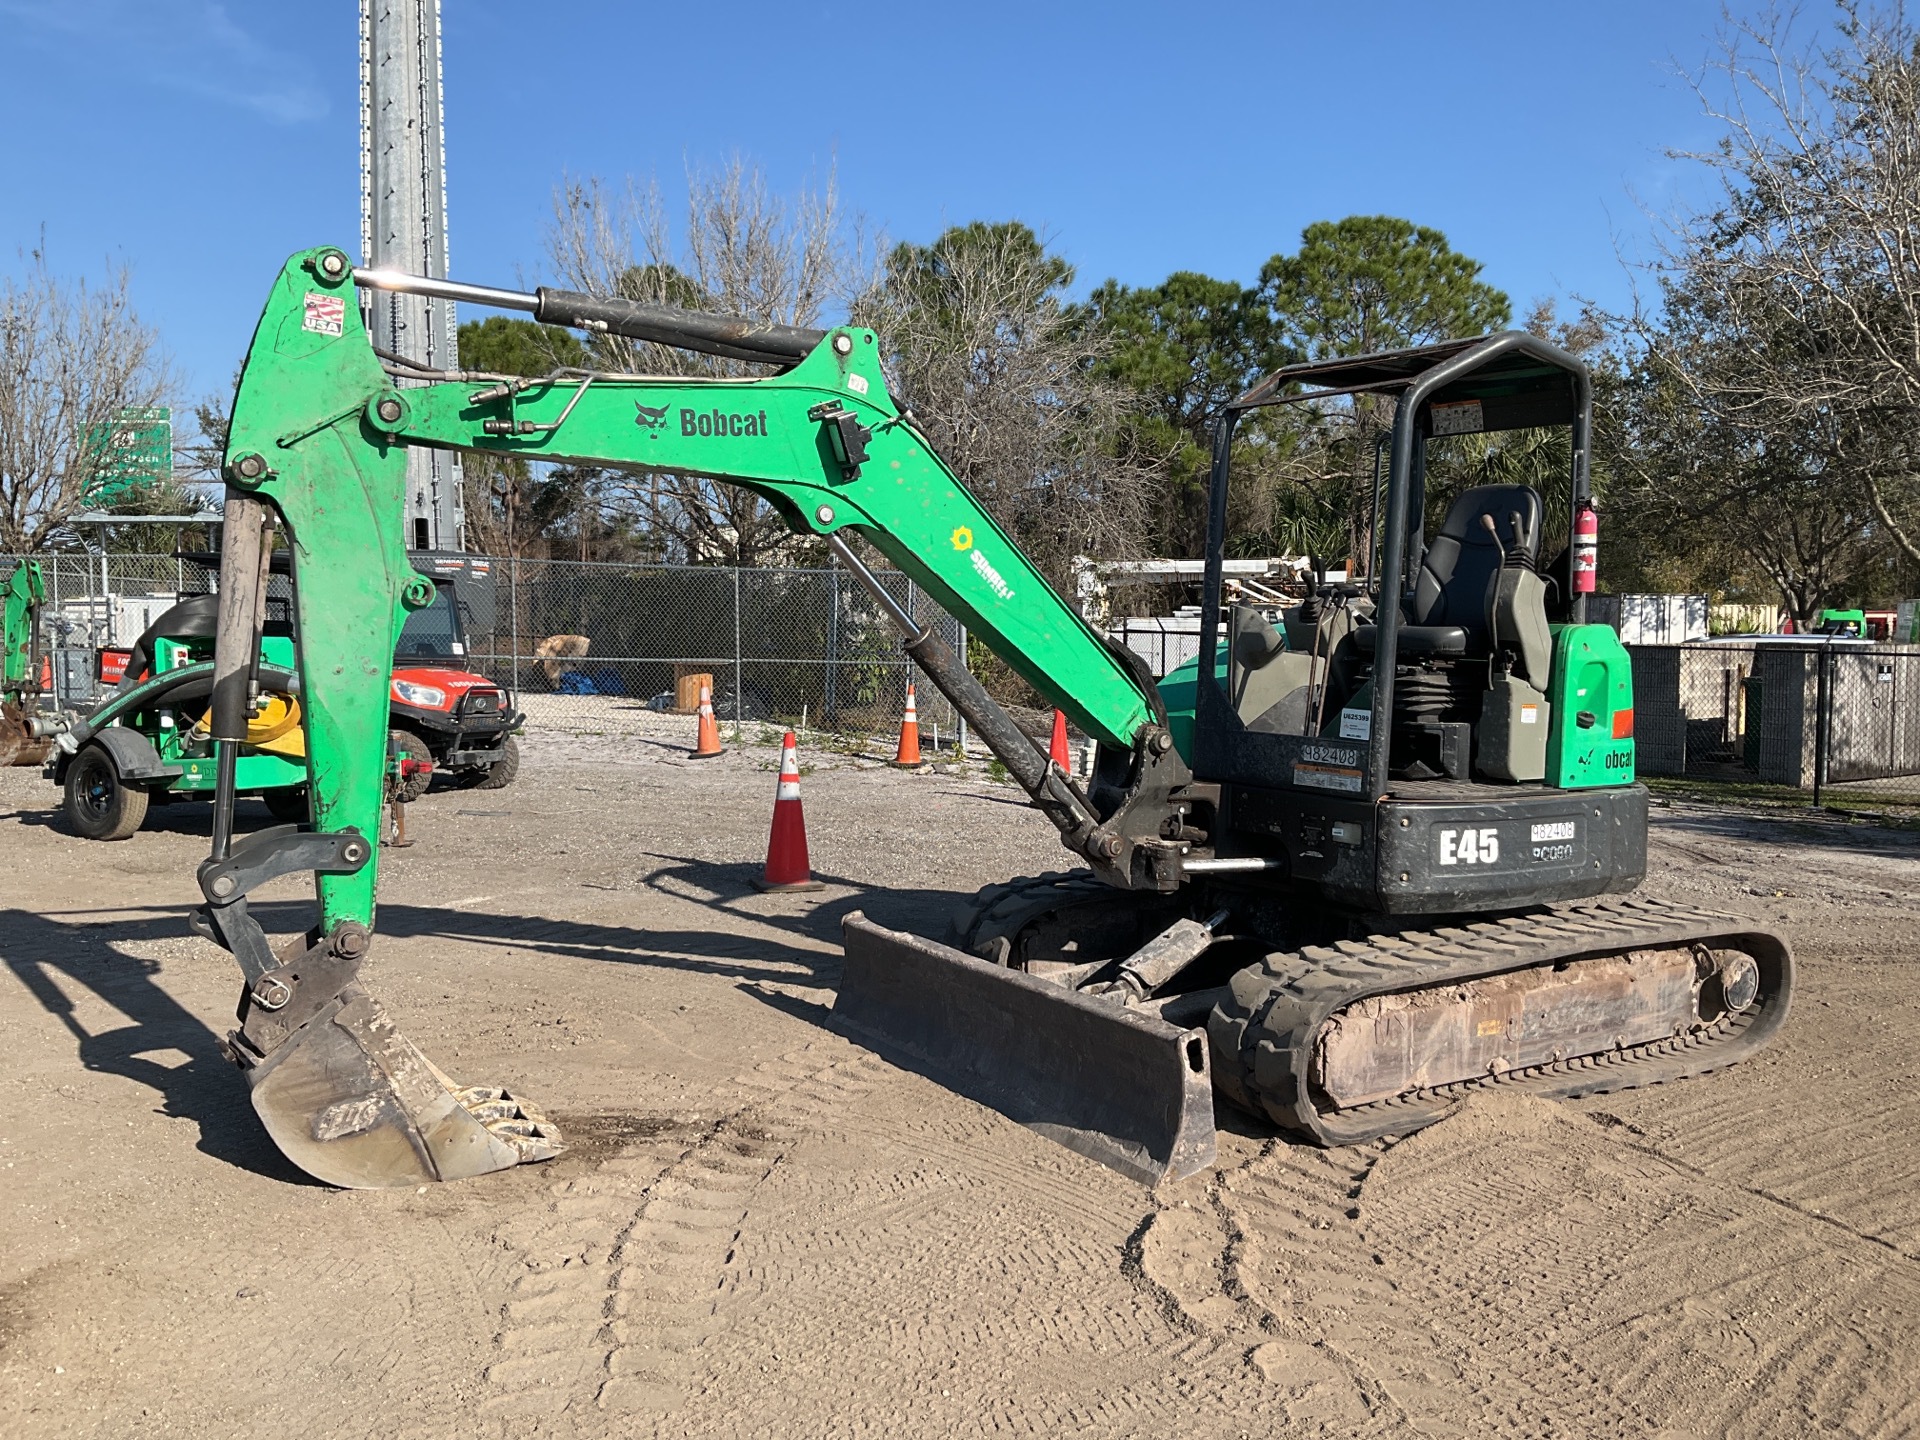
[1630,641,1920,811]
[469,558,967,746]
[12,549,1919,808]
[3,551,969,749]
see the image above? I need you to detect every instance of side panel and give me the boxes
[1547,623,1637,788]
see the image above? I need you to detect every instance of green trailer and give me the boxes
[47,595,308,840]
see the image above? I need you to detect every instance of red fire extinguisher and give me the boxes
[1572,499,1598,595]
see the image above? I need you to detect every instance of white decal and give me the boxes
[1530,820,1576,842]
[846,372,870,394]
[1293,762,1364,793]
[1520,704,1539,724]
[970,547,1015,601]
[1438,827,1501,865]
[1338,707,1371,740]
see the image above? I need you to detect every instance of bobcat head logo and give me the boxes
[634,402,671,433]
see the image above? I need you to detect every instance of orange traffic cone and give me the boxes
[1048,709,1071,772]
[755,731,823,892]
[690,683,726,759]
[891,681,923,768]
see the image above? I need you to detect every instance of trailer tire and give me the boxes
[464,735,519,791]
[63,743,149,841]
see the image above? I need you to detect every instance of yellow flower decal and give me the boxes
[950,526,974,551]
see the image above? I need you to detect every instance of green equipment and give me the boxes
[189,247,1791,1189]
[1814,608,1868,638]
[2,559,52,767]
[40,592,309,840]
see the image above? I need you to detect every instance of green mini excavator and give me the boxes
[190,247,1791,1188]
[2,558,52,767]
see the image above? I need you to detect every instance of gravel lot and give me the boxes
[3,713,1919,1438]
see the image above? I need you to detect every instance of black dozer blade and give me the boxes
[835,913,1217,1186]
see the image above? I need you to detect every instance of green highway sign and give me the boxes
[84,405,173,504]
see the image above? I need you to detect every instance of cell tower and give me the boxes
[359,0,464,552]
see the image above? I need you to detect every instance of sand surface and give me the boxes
[3,715,1916,1437]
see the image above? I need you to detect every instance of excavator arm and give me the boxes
[1,560,50,766]
[202,247,1202,1188]
[3,559,43,692]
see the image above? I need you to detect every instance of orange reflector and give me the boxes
[1612,708,1635,739]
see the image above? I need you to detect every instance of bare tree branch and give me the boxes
[543,158,872,565]
[0,246,176,551]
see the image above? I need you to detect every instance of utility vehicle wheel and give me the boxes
[63,744,149,841]
[389,730,433,802]
[464,735,519,791]
[264,786,310,824]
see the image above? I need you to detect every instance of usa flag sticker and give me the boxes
[302,292,346,336]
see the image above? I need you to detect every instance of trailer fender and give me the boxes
[56,726,179,786]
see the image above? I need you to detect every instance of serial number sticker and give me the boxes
[1293,762,1364,794]
[302,292,345,336]
[1530,820,1577,842]
[1531,843,1576,863]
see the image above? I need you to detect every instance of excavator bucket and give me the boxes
[241,983,562,1189]
[0,704,50,767]
[835,914,1216,1186]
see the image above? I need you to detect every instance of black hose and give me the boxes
[532,288,826,366]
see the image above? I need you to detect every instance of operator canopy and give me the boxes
[1232,330,1590,434]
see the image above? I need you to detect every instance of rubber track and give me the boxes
[1208,893,1794,1147]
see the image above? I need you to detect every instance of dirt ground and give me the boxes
[3,712,1919,1439]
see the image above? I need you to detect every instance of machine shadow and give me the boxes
[359,852,968,993]
[0,907,316,1184]
[0,797,300,840]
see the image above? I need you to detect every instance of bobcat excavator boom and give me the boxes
[198,248,1789,1190]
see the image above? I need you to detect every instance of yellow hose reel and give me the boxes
[191,692,306,759]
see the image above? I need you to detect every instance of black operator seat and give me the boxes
[1354,483,1544,658]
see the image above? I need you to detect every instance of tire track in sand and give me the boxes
[473,1038,885,1435]
[1358,1091,1920,1439]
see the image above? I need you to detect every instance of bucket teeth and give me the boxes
[455,1085,566,1162]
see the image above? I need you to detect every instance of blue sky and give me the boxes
[0,1,1755,404]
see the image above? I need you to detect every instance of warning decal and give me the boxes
[303,292,346,336]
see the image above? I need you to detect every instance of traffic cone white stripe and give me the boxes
[892,680,924,767]
[690,681,726,758]
[757,730,820,891]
